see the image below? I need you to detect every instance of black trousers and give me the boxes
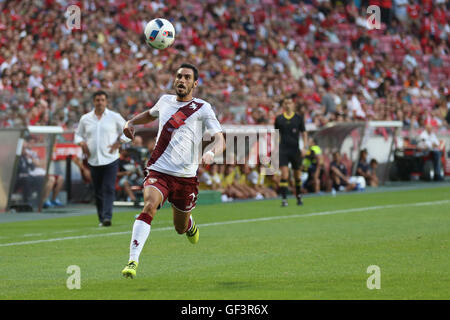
[431,150,443,180]
[89,159,119,223]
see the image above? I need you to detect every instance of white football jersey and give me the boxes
[146,94,222,177]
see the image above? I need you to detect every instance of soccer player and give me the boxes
[121,63,225,278]
[274,96,308,207]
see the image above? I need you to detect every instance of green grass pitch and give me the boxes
[0,187,449,300]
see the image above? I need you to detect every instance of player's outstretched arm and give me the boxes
[123,111,157,140]
[202,132,225,165]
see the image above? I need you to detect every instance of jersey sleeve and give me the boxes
[203,104,222,135]
[149,96,164,118]
[115,112,127,133]
[298,115,306,132]
[115,112,132,143]
[74,116,86,144]
[431,134,440,147]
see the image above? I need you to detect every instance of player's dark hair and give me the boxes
[279,94,296,106]
[92,90,108,100]
[279,97,290,106]
[178,63,199,81]
[359,148,368,157]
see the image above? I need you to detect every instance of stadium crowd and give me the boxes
[0,0,449,130]
[1,0,449,204]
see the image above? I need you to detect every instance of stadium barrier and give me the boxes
[314,122,450,184]
[1,126,63,213]
[0,128,23,213]
[289,121,403,185]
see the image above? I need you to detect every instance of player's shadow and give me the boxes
[136,287,150,292]
[216,281,251,289]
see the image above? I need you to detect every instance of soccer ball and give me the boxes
[144,18,175,50]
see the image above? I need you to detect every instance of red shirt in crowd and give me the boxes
[421,0,433,14]
[380,0,392,9]
[433,7,447,26]
[407,3,420,20]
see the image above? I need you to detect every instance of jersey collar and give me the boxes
[283,112,295,120]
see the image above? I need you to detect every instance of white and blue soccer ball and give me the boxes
[144,18,175,50]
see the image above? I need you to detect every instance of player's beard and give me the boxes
[175,84,193,98]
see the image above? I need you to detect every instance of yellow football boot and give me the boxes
[186,221,199,244]
[122,260,138,278]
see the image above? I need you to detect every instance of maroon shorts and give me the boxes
[143,170,199,212]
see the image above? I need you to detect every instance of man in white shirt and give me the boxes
[394,0,409,22]
[419,124,443,181]
[121,63,225,278]
[75,90,130,226]
[348,91,366,120]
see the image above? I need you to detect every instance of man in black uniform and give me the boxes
[274,96,308,207]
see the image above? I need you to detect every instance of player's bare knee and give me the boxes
[143,200,158,216]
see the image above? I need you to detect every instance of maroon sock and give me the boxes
[136,212,153,225]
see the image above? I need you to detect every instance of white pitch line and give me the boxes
[0,199,449,248]
[52,230,77,234]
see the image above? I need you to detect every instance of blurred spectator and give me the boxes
[242,164,277,199]
[198,165,214,190]
[322,82,337,116]
[356,149,379,187]
[126,135,148,170]
[28,66,43,89]
[233,165,258,199]
[428,48,444,68]
[197,164,223,192]
[210,164,223,191]
[42,175,65,208]
[418,123,444,181]
[222,165,246,200]
[329,151,357,192]
[403,50,418,71]
[14,139,46,206]
[117,148,144,204]
[394,0,409,22]
[380,0,393,26]
[302,139,324,194]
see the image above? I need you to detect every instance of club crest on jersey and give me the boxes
[147,178,157,184]
[188,101,202,109]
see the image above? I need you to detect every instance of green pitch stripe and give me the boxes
[0,199,449,248]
